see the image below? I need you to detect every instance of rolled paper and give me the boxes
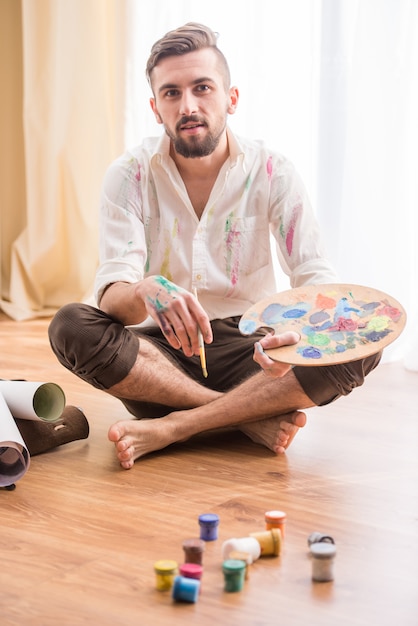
[0,380,66,422]
[0,391,30,487]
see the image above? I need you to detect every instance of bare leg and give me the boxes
[107,337,222,408]
[107,342,314,468]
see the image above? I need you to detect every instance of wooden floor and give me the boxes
[0,313,417,626]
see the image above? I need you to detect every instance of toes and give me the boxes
[294,411,307,428]
[108,424,122,443]
[274,444,286,454]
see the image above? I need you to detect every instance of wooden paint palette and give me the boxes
[239,283,406,366]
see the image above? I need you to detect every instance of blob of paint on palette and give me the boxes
[239,283,406,366]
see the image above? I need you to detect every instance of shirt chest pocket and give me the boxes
[220,215,270,276]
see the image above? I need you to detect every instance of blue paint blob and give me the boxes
[335,344,346,353]
[261,301,310,325]
[239,319,257,335]
[307,320,333,332]
[363,329,391,342]
[301,347,322,359]
[282,308,307,319]
[309,311,330,324]
[361,301,380,311]
[261,303,287,324]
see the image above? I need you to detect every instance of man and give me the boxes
[48,23,381,469]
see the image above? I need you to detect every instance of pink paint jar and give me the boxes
[179,563,203,580]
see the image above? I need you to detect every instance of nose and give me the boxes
[179,90,198,116]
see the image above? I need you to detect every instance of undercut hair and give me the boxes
[146,22,231,89]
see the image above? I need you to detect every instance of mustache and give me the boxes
[176,115,206,131]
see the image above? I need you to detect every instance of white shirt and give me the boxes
[95,129,338,323]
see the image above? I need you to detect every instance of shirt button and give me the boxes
[196,274,202,280]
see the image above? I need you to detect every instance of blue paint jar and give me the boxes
[198,513,219,541]
[172,575,200,603]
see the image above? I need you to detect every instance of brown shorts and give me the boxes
[49,303,382,418]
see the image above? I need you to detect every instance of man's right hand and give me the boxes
[138,275,213,357]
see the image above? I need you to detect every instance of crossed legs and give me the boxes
[49,304,382,470]
[106,338,313,468]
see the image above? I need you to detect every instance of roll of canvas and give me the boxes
[0,380,66,422]
[0,391,30,487]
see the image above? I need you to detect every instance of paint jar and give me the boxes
[179,563,203,581]
[222,537,261,563]
[222,559,246,592]
[249,529,281,556]
[310,542,337,582]
[198,513,220,541]
[265,510,287,537]
[182,538,205,564]
[154,559,178,591]
[307,531,335,546]
[228,550,251,580]
[172,575,200,603]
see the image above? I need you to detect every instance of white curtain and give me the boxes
[0,0,127,320]
[125,0,418,370]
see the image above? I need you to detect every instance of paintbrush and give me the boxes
[193,288,208,378]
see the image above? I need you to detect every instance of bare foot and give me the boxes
[238,411,307,454]
[108,417,178,469]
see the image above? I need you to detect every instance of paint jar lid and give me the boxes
[198,513,220,527]
[222,559,246,573]
[310,543,337,559]
[154,559,178,574]
[265,510,287,522]
[179,563,203,578]
[307,531,335,546]
[182,538,205,553]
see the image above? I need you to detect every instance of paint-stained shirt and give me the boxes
[95,129,338,323]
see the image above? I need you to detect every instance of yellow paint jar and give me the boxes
[249,529,281,556]
[154,559,178,591]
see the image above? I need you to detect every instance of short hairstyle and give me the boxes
[146,22,231,89]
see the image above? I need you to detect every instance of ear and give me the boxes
[150,98,163,124]
[227,86,239,115]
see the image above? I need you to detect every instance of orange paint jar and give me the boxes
[265,510,287,538]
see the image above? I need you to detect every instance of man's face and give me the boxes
[149,48,238,158]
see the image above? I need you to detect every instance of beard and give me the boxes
[165,115,226,158]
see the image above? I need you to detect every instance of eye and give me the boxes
[195,84,210,93]
[164,89,180,98]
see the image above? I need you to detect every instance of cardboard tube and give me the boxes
[0,381,66,422]
[0,391,30,486]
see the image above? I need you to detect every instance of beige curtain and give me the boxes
[0,0,127,320]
